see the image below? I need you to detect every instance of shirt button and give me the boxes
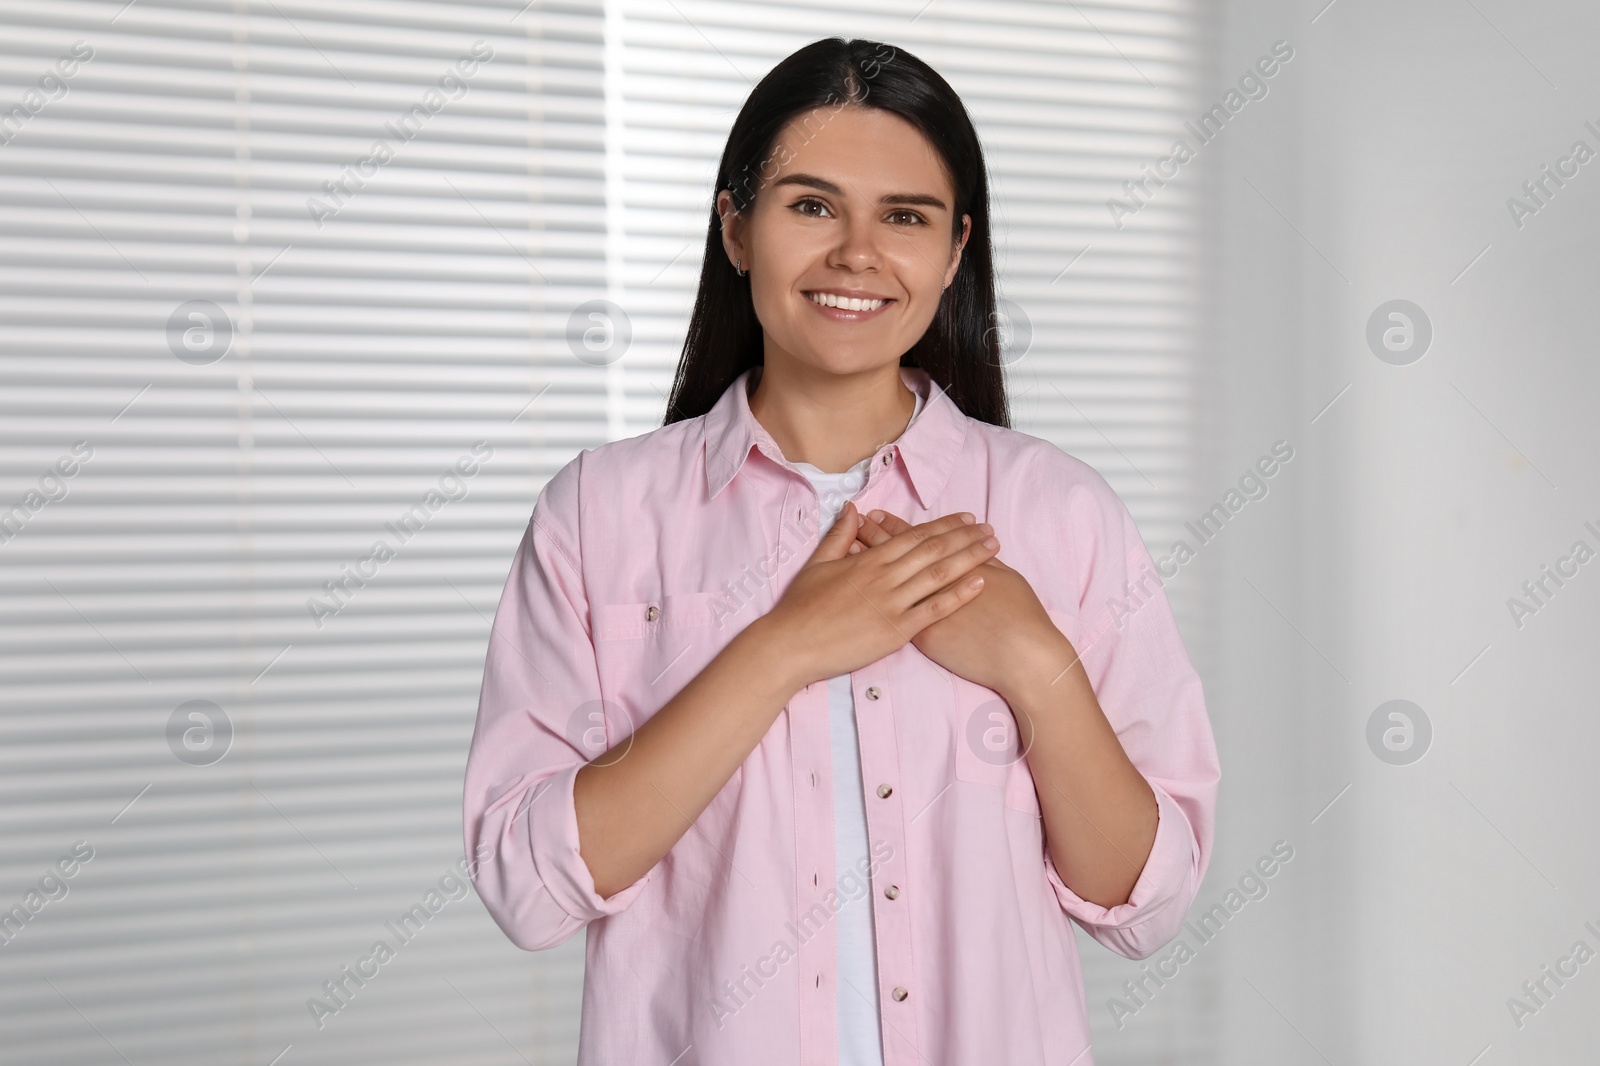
[645,605,659,621]
[884,885,900,900]
[880,454,891,466]
[810,770,818,789]
[876,784,893,798]
[865,687,881,701]
[892,986,908,1001]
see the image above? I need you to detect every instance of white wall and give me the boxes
[1201,1,1600,1062]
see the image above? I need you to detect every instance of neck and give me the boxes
[748,360,916,474]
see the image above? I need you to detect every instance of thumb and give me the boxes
[809,500,861,562]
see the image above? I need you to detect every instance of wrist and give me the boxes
[997,630,1082,709]
[737,612,816,702]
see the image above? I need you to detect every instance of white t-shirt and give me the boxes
[791,382,925,1066]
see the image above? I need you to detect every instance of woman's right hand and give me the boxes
[760,501,1000,689]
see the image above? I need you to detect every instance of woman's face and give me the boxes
[718,105,971,377]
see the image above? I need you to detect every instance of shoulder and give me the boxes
[969,420,1134,532]
[531,415,710,538]
[968,421,1151,618]
[585,414,708,472]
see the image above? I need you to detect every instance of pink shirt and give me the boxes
[463,365,1220,1066]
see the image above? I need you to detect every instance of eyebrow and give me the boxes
[771,172,948,211]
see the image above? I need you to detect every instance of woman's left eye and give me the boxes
[887,209,926,226]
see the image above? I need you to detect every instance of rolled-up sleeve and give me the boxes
[463,459,652,951]
[1042,467,1221,961]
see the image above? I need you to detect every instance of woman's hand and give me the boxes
[760,501,1002,690]
[852,508,1072,699]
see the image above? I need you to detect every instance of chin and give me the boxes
[794,347,901,377]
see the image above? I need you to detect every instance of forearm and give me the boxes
[575,615,806,898]
[1003,634,1158,909]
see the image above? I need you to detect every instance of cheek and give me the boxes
[748,207,822,275]
[890,237,951,296]
[884,263,942,330]
[748,275,806,345]
[746,233,815,315]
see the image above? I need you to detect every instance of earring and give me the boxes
[736,258,746,277]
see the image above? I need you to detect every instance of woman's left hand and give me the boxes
[852,508,1073,699]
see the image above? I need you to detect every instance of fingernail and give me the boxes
[982,536,998,549]
[869,509,885,521]
[960,513,975,524]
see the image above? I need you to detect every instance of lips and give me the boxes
[803,290,895,318]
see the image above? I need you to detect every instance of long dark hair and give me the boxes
[662,37,1009,429]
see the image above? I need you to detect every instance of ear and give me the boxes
[943,214,972,289]
[717,189,745,272]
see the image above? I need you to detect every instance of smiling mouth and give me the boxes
[804,291,893,313]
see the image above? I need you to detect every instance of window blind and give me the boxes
[0,1,1208,1063]
[0,2,598,1064]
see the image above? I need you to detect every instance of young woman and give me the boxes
[464,37,1219,1066]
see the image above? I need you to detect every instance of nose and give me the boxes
[827,208,884,273]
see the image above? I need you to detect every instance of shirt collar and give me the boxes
[701,364,968,509]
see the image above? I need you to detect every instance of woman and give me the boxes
[464,36,1220,1066]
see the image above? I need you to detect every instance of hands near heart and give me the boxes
[849,508,1069,699]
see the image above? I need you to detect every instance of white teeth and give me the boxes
[808,292,886,312]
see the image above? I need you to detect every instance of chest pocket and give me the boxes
[589,590,743,871]
[589,590,729,723]
[590,591,721,641]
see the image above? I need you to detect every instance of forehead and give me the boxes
[768,105,952,202]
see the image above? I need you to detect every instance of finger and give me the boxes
[865,509,916,537]
[860,511,972,560]
[905,564,988,632]
[854,511,896,549]
[810,500,862,562]
[865,511,978,565]
[898,526,1001,602]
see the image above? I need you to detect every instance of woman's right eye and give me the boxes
[790,197,831,218]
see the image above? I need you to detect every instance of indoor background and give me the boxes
[1,0,1596,1062]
